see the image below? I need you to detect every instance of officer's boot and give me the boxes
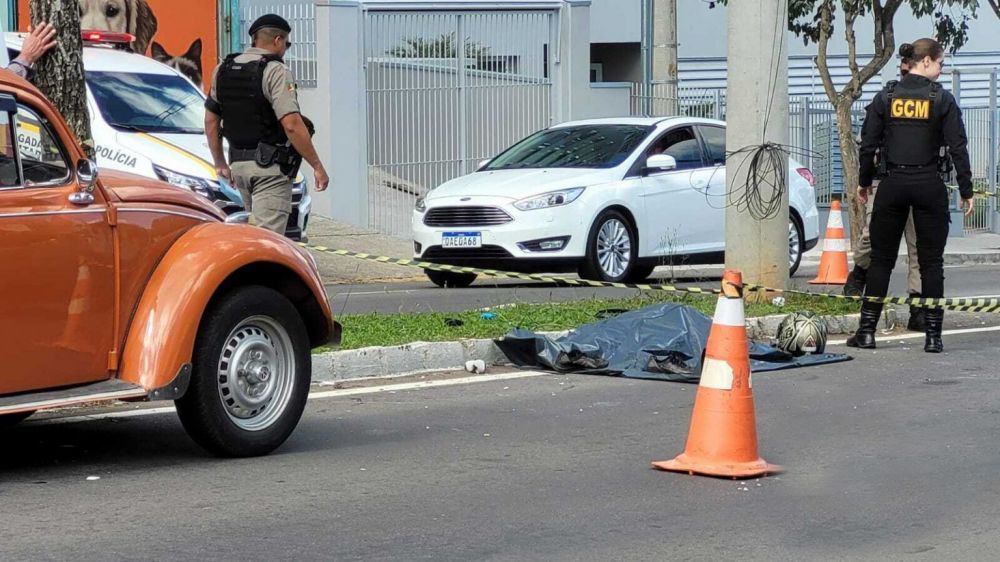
[843,265,868,297]
[907,293,926,332]
[846,302,883,349]
[924,308,944,353]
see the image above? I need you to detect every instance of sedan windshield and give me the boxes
[87,71,206,134]
[484,125,651,170]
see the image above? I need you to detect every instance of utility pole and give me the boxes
[652,0,678,115]
[724,0,789,294]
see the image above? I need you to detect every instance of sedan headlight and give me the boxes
[154,165,213,199]
[415,196,427,213]
[513,187,585,211]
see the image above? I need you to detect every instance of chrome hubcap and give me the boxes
[788,221,801,269]
[597,219,632,278]
[217,316,295,432]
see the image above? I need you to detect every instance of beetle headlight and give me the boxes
[513,187,585,211]
[154,165,213,199]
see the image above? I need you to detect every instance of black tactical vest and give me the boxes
[883,79,942,167]
[215,53,289,150]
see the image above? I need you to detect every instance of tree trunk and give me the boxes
[834,100,865,250]
[27,0,93,158]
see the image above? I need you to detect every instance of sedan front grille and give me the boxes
[423,206,512,227]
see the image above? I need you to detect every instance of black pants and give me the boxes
[865,169,950,300]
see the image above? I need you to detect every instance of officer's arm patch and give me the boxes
[890,98,931,120]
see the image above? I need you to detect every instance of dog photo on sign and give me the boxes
[79,0,158,55]
[152,39,204,87]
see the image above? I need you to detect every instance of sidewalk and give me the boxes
[802,232,1000,266]
[308,215,1000,284]
[307,216,423,284]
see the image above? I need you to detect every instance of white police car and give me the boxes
[4,30,311,240]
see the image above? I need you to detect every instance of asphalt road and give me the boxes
[4,329,1000,561]
[326,263,1000,315]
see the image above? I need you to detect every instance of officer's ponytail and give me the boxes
[900,38,943,66]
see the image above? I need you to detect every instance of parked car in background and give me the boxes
[412,117,820,287]
[5,30,312,240]
[0,71,338,456]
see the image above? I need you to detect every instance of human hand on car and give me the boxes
[216,164,232,183]
[19,23,58,66]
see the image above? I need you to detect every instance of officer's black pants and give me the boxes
[865,169,950,300]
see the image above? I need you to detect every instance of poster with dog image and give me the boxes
[18,0,219,90]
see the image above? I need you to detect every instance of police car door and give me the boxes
[638,126,714,257]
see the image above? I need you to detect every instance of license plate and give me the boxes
[442,232,482,248]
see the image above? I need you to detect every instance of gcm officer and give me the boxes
[848,38,973,354]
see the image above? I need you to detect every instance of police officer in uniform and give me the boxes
[205,14,329,235]
[847,38,973,353]
[845,49,924,332]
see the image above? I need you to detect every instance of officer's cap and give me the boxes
[249,14,292,37]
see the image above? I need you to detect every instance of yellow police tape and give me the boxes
[947,184,999,198]
[300,243,1000,313]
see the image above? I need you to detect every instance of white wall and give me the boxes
[589,0,641,43]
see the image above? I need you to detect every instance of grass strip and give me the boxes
[320,291,860,351]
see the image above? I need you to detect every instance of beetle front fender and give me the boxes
[118,223,333,392]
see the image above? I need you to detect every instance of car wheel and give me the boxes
[579,209,638,283]
[0,411,33,429]
[629,264,657,283]
[175,286,311,457]
[789,216,804,277]
[426,269,478,288]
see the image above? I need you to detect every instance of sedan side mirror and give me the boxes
[77,159,98,192]
[645,154,677,173]
[477,159,491,170]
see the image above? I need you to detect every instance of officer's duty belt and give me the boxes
[230,148,257,163]
[888,162,936,171]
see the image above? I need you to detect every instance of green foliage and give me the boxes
[387,33,491,60]
[320,293,860,351]
[707,0,979,53]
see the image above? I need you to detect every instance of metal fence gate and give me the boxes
[239,0,318,87]
[364,9,555,236]
[633,77,1000,234]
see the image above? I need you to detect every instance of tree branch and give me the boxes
[988,0,1000,20]
[843,1,860,96]
[815,0,839,104]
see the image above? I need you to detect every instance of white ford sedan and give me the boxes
[412,117,820,287]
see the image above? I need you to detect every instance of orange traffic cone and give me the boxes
[809,200,850,285]
[652,270,782,478]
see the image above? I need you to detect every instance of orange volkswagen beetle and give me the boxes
[0,72,338,456]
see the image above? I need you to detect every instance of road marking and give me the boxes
[829,324,1000,346]
[28,371,551,425]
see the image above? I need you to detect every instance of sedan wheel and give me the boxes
[789,218,804,276]
[580,209,638,283]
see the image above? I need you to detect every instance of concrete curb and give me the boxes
[311,309,999,383]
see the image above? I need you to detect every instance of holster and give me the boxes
[875,147,888,180]
[255,142,281,168]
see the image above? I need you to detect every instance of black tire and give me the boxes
[789,215,805,277]
[426,269,478,288]
[579,209,639,283]
[176,285,311,457]
[629,264,657,283]
[0,411,33,429]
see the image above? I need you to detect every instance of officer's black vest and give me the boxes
[216,53,289,150]
[883,78,942,167]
